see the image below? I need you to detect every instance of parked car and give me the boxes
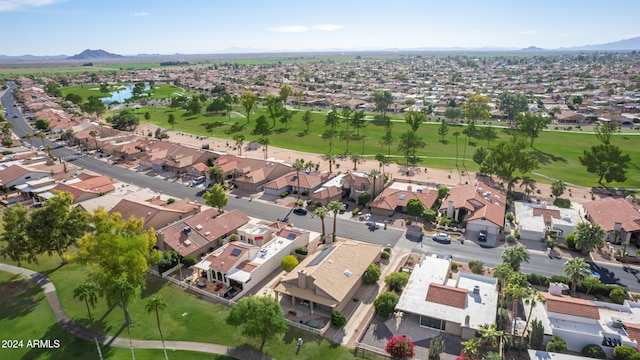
[365,221,380,229]
[293,207,308,215]
[478,230,488,242]
[443,254,453,260]
[432,233,452,244]
[340,202,349,213]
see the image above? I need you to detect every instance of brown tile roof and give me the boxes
[532,208,561,223]
[207,242,259,272]
[624,323,640,350]
[370,187,438,211]
[426,283,467,309]
[310,186,342,201]
[583,197,640,233]
[542,292,600,319]
[440,181,506,227]
[263,171,331,191]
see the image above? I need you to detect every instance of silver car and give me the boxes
[432,233,452,244]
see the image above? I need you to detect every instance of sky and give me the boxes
[1,0,639,56]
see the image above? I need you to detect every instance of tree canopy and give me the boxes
[462,94,491,123]
[498,92,528,123]
[371,89,394,124]
[574,222,605,255]
[515,111,551,147]
[579,143,631,184]
[203,184,228,210]
[226,296,288,351]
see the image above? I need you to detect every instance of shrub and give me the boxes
[182,255,197,267]
[167,198,176,204]
[385,272,410,292]
[405,218,412,225]
[451,262,459,271]
[294,247,308,255]
[513,229,521,240]
[280,255,299,272]
[530,319,545,350]
[358,192,372,205]
[505,234,517,244]
[386,336,416,359]
[582,344,606,359]
[374,291,399,318]
[280,191,289,198]
[381,250,390,260]
[566,234,577,249]
[610,287,628,304]
[157,250,181,273]
[553,198,572,208]
[351,207,360,216]
[558,243,569,250]
[429,336,445,360]
[546,336,567,353]
[550,275,571,284]
[363,263,381,284]
[527,273,550,287]
[469,260,485,274]
[331,311,347,329]
[505,212,515,222]
[424,209,437,222]
[301,189,309,196]
[613,345,640,360]
[483,352,502,360]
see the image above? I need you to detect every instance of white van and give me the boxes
[192,176,206,186]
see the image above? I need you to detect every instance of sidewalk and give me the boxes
[0,263,272,360]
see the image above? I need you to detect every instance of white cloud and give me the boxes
[130,12,150,17]
[312,24,344,31]
[268,25,308,33]
[0,0,62,11]
[522,30,537,35]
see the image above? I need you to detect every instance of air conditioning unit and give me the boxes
[612,317,624,328]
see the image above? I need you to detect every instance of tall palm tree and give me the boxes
[25,132,33,148]
[564,257,591,296]
[551,179,566,198]
[258,136,270,159]
[37,131,46,148]
[350,153,362,170]
[89,129,99,151]
[108,277,136,360]
[522,289,545,340]
[452,131,461,184]
[73,282,104,360]
[375,153,388,174]
[520,176,537,202]
[291,158,305,199]
[478,323,503,350]
[313,206,328,243]
[304,160,315,173]
[233,134,245,156]
[324,153,335,174]
[145,295,169,360]
[501,245,530,272]
[503,282,528,346]
[327,200,343,242]
[368,169,382,198]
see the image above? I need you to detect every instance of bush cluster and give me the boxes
[294,246,308,255]
[280,191,289,198]
[469,260,485,274]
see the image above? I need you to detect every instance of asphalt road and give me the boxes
[4,81,640,292]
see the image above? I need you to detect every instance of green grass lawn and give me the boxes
[123,103,640,188]
[0,252,375,360]
[0,271,237,360]
[60,84,186,102]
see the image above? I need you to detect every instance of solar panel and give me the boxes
[230,248,242,256]
[287,233,297,240]
[307,246,333,267]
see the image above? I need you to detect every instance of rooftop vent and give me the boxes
[344,269,352,277]
[182,226,191,233]
[204,231,210,236]
[612,317,624,328]
[195,224,203,230]
[473,285,480,295]
[183,239,192,246]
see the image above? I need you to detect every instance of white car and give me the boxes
[432,233,452,244]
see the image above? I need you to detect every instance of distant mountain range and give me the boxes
[1,37,640,61]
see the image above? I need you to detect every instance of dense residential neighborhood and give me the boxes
[1,50,640,360]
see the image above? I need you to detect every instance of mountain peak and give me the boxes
[67,49,123,60]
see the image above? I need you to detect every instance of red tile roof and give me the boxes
[426,283,467,309]
[370,187,438,211]
[583,197,640,233]
[533,208,561,223]
[542,292,600,319]
[440,181,506,227]
[624,323,640,350]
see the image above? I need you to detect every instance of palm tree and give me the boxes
[37,131,46,148]
[478,323,503,350]
[350,153,362,170]
[564,257,591,295]
[551,179,566,198]
[89,129,99,151]
[522,289,545,340]
[501,245,530,272]
[291,158,305,199]
[375,153,389,174]
[233,134,245,156]
[145,295,169,360]
[25,132,33,148]
[258,136,270,159]
[503,282,528,345]
[452,131,461,184]
[327,200,343,242]
[368,169,381,198]
[313,206,328,243]
[208,165,224,185]
[324,153,335,174]
[520,176,537,202]
[73,282,104,360]
[107,277,136,360]
[304,160,315,173]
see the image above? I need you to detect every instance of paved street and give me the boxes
[4,81,640,292]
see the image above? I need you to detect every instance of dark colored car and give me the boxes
[478,230,488,242]
[293,207,308,215]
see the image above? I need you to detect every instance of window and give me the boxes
[420,316,445,330]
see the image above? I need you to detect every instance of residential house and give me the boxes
[164,144,214,174]
[156,208,250,258]
[195,226,310,298]
[47,173,117,203]
[513,201,582,241]
[369,184,438,217]
[0,160,76,191]
[395,255,498,339]
[214,155,291,192]
[556,111,586,123]
[342,171,384,200]
[439,181,506,246]
[274,239,382,315]
[525,284,640,357]
[109,197,201,230]
[263,171,332,196]
[583,197,640,245]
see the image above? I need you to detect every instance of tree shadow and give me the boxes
[274,128,288,134]
[297,130,308,137]
[0,275,44,321]
[225,123,245,134]
[530,149,567,165]
[21,322,114,360]
[40,262,66,276]
[139,274,164,298]
[439,139,449,145]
